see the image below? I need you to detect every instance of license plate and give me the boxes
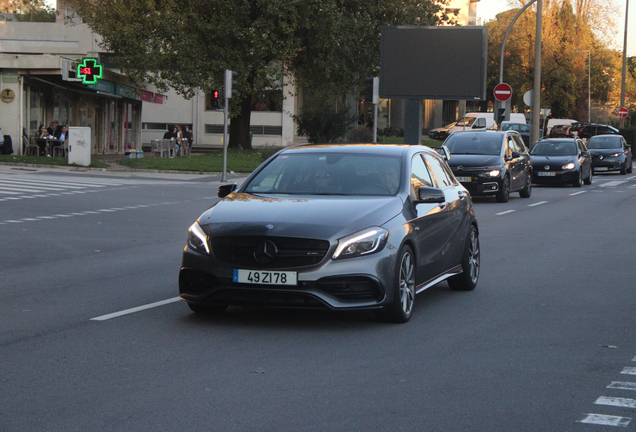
[538,172,556,176]
[233,269,297,285]
[456,176,472,182]
[594,167,609,171]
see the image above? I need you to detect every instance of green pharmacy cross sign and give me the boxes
[77,58,103,85]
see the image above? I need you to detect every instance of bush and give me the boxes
[293,102,356,144]
[347,125,375,143]
[619,127,636,146]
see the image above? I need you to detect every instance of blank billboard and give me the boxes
[380,26,488,100]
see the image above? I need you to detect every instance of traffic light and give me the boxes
[210,89,221,109]
[496,108,506,124]
[363,77,379,104]
[225,70,238,99]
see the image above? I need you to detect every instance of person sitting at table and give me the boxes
[36,125,48,155]
[46,120,58,138]
[50,125,68,156]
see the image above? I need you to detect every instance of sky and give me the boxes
[477,0,636,56]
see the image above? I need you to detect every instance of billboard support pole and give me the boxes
[404,100,422,145]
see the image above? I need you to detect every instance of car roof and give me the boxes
[283,143,438,157]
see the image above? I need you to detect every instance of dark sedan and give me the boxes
[443,131,532,203]
[587,134,633,174]
[578,124,620,140]
[530,138,592,187]
[500,122,530,148]
[179,144,480,323]
[428,122,457,140]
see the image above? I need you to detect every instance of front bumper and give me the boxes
[452,171,502,196]
[592,157,624,172]
[179,244,397,311]
[532,170,578,184]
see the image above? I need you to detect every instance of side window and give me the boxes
[505,137,514,157]
[473,118,486,129]
[424,153,454,188]
[512,135,526,152]
[410,154,434,198]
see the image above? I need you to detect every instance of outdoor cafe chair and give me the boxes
[53,140,68,157]
[23,135,39,157]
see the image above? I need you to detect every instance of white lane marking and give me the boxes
[21,218,40,221]
[608,382,636,391]
[578,414,631,427]
[52,214,74,218]
[19,196,36,199]
[600,181,628,187]
[97,209,116,212]
[0,186,46,193]
[595,396,636,409]
[0,190,21,195]
[633,356,636,361]
[622,367,636,375]
[91,297,181,321]
[627,175,636,180]
[36,216,57,219]
[528,201,548,207]
[4,220,24,223]
[82,211,100,214]
[570,191,587,196]
[495,210,516,215]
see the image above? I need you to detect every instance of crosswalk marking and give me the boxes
[578,413,631,427]
[595,396,636,409]
[608,382,636,391]
[599,180,628,187]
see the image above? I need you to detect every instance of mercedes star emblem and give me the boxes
[254,240,278,264]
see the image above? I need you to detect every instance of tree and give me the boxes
[67,0,447,149]
[0,0,55,21]
[485,0,621,120]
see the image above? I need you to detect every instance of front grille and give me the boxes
[211,236,330,269]
[205,288,326,308]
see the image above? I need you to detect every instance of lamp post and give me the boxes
[576,50,591,123]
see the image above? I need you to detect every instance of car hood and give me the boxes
[530,155,576,164]
[588,149,621,156]
[198,193,404,240]
[447,154,502,168]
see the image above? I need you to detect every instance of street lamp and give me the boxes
[576,50,591,123]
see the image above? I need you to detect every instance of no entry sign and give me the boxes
[494,83,512,102]
[618,107,629,119]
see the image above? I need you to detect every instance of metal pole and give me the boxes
[373,102,378,143]
[222,98,228,182]
[531,0,543,145]
[588,51,591,123]
[620,0,629,129]
[499,0,538,84]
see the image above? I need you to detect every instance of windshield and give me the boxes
[244,152,402,196]
[456,116,477,127]
[444,133,502,156]
[587,136,622,149]
[530,141,578,156]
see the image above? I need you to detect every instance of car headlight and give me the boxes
[611,152,621,157]
[187,221,209,254]
[333,227,389,260]
[562,162,575,170]
[485,169,501,177]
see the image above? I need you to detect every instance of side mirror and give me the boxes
[511,151,521,158]
[218,183,238,198]
[433,146,451,161]
[416,187,445,204]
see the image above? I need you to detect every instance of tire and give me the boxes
[188,303,228,314]
[628,162,633,174]
[376,245,416,323]
[620,163,627,175]
[495,175,510,203]
[448,226,480,291]
[584,168,592,185]
[519,174,532,198]
[572,170,582,187]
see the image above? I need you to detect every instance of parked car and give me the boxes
[500,122,531,148]
[428,122,456,140]
[586,134,633,175]
[447,112,526,135]
[179,143,480,323]
[529,138,592,187]
[443,130,532,203]
[568,121,590,137]
[545,119,577,137]
[577,124,620,140]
